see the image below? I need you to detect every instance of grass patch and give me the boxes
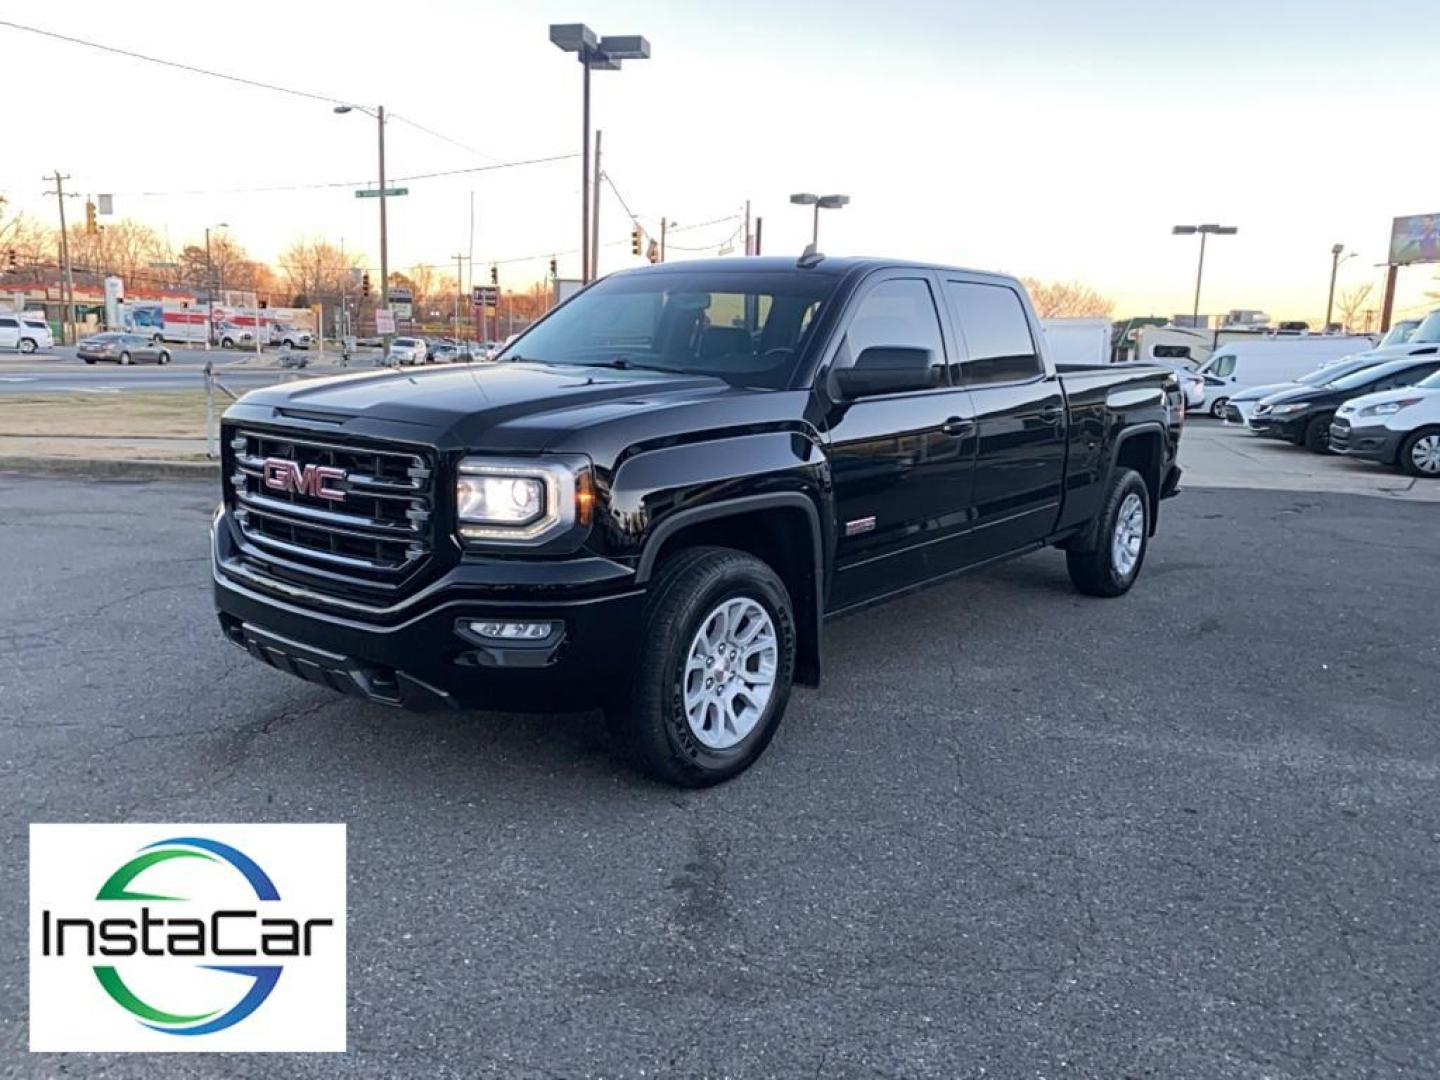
[0,392,210,438]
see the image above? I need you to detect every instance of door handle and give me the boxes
[1037,403,1064,424]
[941,416,975,437]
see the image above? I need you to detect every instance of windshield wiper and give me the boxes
[572,358,690,375]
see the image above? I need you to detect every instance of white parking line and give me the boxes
[0,377,37,383]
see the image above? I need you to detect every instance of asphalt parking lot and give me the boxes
[3,473,1439,1078]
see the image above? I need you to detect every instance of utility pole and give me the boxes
[744,199,752,255]
[453,253,465,341]
[1380,264,1399,333]
[377,105,390,350]
[44,172,75,345]
[591,130,603,280]
[660,217,668,262]
[754,216,763,255]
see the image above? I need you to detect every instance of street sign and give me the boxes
[354,187,409,199]
[472,285,500,307]
[375,309,396,334]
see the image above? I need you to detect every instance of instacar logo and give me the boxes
[30,824,346,1053]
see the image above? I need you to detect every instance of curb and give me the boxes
[0,455,219,482]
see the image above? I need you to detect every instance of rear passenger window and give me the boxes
[0,318,17,328]
[946,282,1042,384]
[838,278,946,389]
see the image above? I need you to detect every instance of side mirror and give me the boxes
[835,346,936,399]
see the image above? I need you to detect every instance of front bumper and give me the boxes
[1248,413,1308,441]
[1328,419,1402,464]
[212,510,644,712]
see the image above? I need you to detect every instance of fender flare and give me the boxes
[635,491,827,687]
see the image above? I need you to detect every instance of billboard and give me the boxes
[1388,214,1440,266]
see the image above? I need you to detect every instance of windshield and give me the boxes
[1327,360,1417,391]
[1378,321,1419,348]
[1410,311,1440,344]
[499,270,837,389]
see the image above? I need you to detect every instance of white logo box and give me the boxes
[30,823,346,1053]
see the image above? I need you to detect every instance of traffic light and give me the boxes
[631,226,642,255]
[548,257,557,279]
[85,200,97,235]
[258,298,268,309]
[4,248,15,273]
[361,272,371,298]
[490,265,498,286]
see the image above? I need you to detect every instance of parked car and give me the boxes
[213,255,1184,786]
[0,313,55,354]
[428,343,463,364]
[77,332,171,365]
[1249,356,1440,452]
[215,323,255,349]
[1376,318,1422,349]
[1220,354,1389,426]
[1195,336,1379,418]
[1330,371,1440,477]
[386,336,427,366]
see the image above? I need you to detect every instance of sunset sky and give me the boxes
[2,0,1437,324]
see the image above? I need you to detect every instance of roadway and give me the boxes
[2,475,1438,1078]
[0,345,368,394]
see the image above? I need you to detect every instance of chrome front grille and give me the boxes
[226,427,435,594]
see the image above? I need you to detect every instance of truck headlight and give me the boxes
[455,457,591,544]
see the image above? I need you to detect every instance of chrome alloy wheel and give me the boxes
[683,596,778,750]
[1112,491,1145,578]
[1410,433,1440,476]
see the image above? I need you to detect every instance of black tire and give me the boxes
[1397,427,1440,478]
[1066,467,1150,598]
[157,351,171,365]
[221,337,234,349]
[1209,397,1229,419]
[612,546,796,787]
[1303,413,1334,453]
[83,357,96,365]
[118,351,133,365]
[19,338,36,354]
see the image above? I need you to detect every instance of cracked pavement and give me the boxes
[2,473,1439,1078]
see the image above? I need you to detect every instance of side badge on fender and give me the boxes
[845,516,876,537]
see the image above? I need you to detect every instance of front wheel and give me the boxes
[1303,413,1334,453]
[157,350,171,365]
[1066,467,1149,597]
[18,338,36,354]
[1209,397,1229,419]
[221,337,234,349]
[612,546,796,787]
[1399,428,1440,478]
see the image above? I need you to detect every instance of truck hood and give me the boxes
[234,360,747,453]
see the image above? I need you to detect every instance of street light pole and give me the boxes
[790,193,850,249]
[1324,244,1357,330]
[1172,223,1237,326]
[376,105,389,344]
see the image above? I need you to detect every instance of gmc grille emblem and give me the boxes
[262,457,347,502]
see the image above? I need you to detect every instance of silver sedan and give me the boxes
[77,332,172,365]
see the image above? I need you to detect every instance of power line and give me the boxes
[107,152,580,198]
[0,18,512,167]
[0,18,344,106]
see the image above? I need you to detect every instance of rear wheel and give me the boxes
[1303,413,1334,453]
[18,338,36,354]
[1067,467,1149,597]
[1399,428,1440,478]
[118,351,133,365]
[157,350,171,365]
[612,546,796,787]
[83,357,96,365]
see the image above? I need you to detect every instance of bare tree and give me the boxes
[1019,277,1116,319]
[0,196,56,272]
[278,237,362,308]
[1334,282,1374,331]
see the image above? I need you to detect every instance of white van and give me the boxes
[0,312,55,354]
[1041,317,1112,366]
[1196,337,1377,417]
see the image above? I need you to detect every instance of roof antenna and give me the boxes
[797,244,825,269]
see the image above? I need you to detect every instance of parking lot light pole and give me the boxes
[1173,223,1237,325]
[549,24,650,283]
[790,193,850,247]
[335,104,390,348]
[1325,244,1356,330]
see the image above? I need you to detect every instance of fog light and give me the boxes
[468,620,557,641]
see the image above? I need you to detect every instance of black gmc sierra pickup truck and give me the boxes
[213,256,1183,785]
